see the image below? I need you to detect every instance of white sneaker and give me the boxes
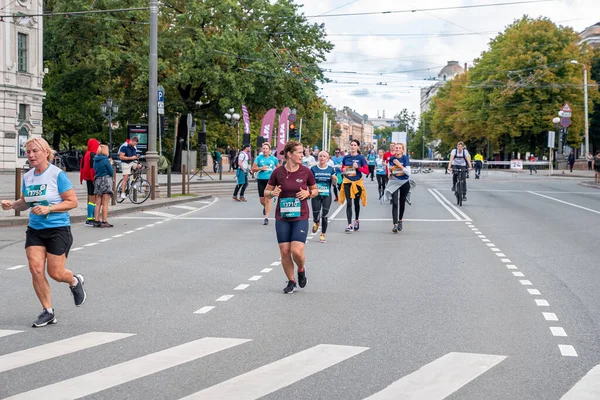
[120,193,127,199]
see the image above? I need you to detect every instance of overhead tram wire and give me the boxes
[314,0,361,17]
[0,7,150,18]
[305,0,556,18]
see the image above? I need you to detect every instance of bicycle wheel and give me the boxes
[455,181,462,206]
[116,179,126,203]
[129,178,151,204]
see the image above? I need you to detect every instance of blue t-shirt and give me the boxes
[119,143,137,164]
[311,165,335,196]
[342,154,368,182]
[367,152,377,165]
[22,164,73,229]
[375,157,386,175]
[331,155,344,173]
[388,155,410,181]
[254,154,278,180]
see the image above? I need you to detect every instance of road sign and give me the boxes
[558,110,572,118]
[158,85,165,115]
[187,113,193,129]
[560,117,571,128]
[157,102,164,115]
[510,159,523,170]
[548,131,555,148]
[561,102,572,113]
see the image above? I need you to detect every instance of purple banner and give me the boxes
[276,107,290,160]
[242,105,250,135]
[260,108,277,142]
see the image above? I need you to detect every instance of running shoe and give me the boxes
[100,221,113,228]
[451,185,456,192]
[85,220,95,227]
[345,225,353,233]
[312,222,319,234]
[120,193,127,199]
[392,224,398,233]
[240,197,247,202]
[354,220,360,231]
[297,269,307,288]
[398,221,403,231]
[263,218,269,225]
[463,195,467,202]
[320,233,326,243]
[93,221,101,228]
[283,280,296,294]
[232,196,240,202]
[32,309,57,328]
[70,274,86,307]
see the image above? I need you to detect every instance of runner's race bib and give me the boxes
[345,167,356,177]
[391,166,404,176]
[317,182,330,196]
[280,197,301,218]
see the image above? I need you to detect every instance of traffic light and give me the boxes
[289,123,297,139]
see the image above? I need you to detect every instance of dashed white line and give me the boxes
[535,299,550,306]
[482,239,490,243]
[474,231,482,235]
[496,253,507,257]
[194,306,215,314]
[71,247,83,252]
[261,268,273,273]
[507,265,518,270]
[501,258,511,263]
[491,248,500,251]
[543,312,558,321]
[98,238,112,243]
[559,345,578,357]
[216,295,234,302]
[520,280,533,286]
[83,243,98,247]
[513,272,525,277]
[270,262,281,266]
[112,234,124,238]
[146,224,155,227]
[124,230,135,234]
[478,235,486,238]
[248,276,262,281]
[7,265,26,271]
[234,284,250,291]
[527,289,541,295]
[135,227,145,231]
[486,243,495,247]
[550,327,568,337]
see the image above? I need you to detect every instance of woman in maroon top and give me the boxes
[266,141,318,294]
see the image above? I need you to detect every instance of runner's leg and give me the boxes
[344,183,353,224]
[398,183,410,221]
[391,187,400,225]
[321,195,332,234]
[354,186,362,221]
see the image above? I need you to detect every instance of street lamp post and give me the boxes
[100,98,119,154]
[224,108,241,149]
[570,60,589,157]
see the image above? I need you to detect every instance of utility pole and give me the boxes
[584,67,589,157]
[146,0,159,195]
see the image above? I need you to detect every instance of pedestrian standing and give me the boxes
[586,152,593,171]
[93,144,114,228]
[594,151,600,183]
[382,143,411,233]
[310,151,337,243]
[529,154,537,175]
[233,145,250,202]
[228,146,236,172]
[1,138,86,327]
[568,150,575,173]
[79,138,99,226]
[339,139,369,233]
[265,141,317,294]
[252,142,279,225]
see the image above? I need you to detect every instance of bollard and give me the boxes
[15,168,21,217]
[167,167,171,198]
[219,159,222,181]
[182,164,186,195]
[150,166,156,200]
[111,165,117,205]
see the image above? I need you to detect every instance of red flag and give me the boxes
[261,108,277,143]
[276,107,290,161]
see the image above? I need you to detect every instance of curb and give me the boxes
[0,195,212,228]
[579,182,600,189]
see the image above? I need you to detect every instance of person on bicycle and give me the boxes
[119,136,140,199]
[447,141,473,201]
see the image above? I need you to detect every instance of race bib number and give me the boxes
[317,182,330,196]
[345,167,356,177]
[280,197,301,218]
[25,184,50,207]
[391,166,404,176]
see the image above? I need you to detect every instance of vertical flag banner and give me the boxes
[242,105,250,135]
[276,107,291,160]
[260,108,277,142]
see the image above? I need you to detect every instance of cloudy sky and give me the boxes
[299,0,600,120]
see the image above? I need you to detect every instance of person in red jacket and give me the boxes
[80,138,100,226]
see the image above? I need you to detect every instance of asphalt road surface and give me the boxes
[1,171,599,400]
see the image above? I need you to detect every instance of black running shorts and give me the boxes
[25,226,73,257]
[275,219,309,244]
[257,179,269,198]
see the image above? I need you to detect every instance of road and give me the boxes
[1,171,599,399]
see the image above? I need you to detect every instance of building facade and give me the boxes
[0,0,45,170]
[579,22,600,48]
[420,61,465,115]
[335,107,374,151]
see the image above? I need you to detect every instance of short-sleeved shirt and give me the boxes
[23,164,73,229]
[388,155,410,181]
[267,165,316,221]
[375,157,386,175]
[254,154,278,180]
[119,144,137,164]
[238,152,250,171]
[331,155,344,173]
[451,148,470,166]
[342,154,368,182]
[367,152,377,165]
[311,165,335,196]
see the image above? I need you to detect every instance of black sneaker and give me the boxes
[392,224,398,233]
[354,220,360,231]
[85,220,95,227]
[398,221,403,231]
[298,269,307,288]
[93,221,101,228]
[70,274,86,307]
[452,185,456,192]
[32,309,57,328]
[263,218,269,225]
[463,195,467,202]
[283,280,296,294]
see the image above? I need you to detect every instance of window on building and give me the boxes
[18,33,28,72]
[18,104,28,122]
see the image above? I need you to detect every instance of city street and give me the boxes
[1,172,599,399]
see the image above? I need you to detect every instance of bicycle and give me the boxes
[451,165,467,206]
[116,164,152,204]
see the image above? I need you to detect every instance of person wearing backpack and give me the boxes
[233,145,250,202]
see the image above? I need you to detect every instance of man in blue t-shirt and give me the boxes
[119,136,140,199]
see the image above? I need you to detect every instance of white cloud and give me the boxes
[305,0,600,119]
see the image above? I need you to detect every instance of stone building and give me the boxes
[335,106,374,151]
[0,0,45,170]
[420,61,465,115]
[579,22,600,48]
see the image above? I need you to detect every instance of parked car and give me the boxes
[57,150,83,171]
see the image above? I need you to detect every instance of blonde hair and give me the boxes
[457,141,465,147]
[395,142,405,152]
[24,137,54,162]
[98,144,109,157]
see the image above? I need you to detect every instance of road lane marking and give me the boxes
[491,247,500,251]
[0,330,23,338]
[507,264,517,269]
[478,235,486,238]
[248,276,262,281]
[194,306,215,314]
[0,332,134,373]
[486,243,495,247]
[431,189,472,221]
[112,234,124,238]
[496,253,506,257]
[427,189,462,221]
[270,262,281,266]
[501,259,511,263]
[71,247,83,252]
[559,345,578,357]
[520,280,532,286]
[7,265,26,270]
[234,284,250,291]
[528,191,600,215]
[481,239,490,242]
[527,289,541,295]
[172,205,198,211]
[543,312,558,321]
[98,238,112,243]
[329,202,346,221]
[550,327,567,337]
[181,344,368,400]
[363,352,506,400]
[513,272,525,277]
[535,299,550,306]
[7,337,251,400]
[216,295,234,302]
[83,243,98,247]
[260,268,273,273]
[145,224,155,227]
[561,364,600,399]
[141,211,177,218]
[135,227,145,231]
[124,230,134,234]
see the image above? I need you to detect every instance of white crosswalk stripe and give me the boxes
[0,329,23,339]
[141,211,177,218]
[561,364,600,400]
[363,352,506,400]
[0,332,134,374]
[180,344,369,400]
[171,205,198,211]
[5,337,250,400]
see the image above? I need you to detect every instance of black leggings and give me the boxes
[392,183,410,224]
[343,183,362,224]
[376,174,388,198]
[311,195,332,234]
[368,165,375,179]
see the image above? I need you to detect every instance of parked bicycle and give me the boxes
[116,164,152,204]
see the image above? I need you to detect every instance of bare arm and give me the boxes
[1,194,29,212]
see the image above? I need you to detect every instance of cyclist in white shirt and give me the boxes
[447,141,473,201]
